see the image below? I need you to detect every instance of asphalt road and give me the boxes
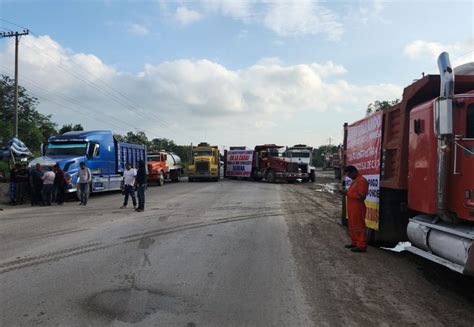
[0,179,310,326]
[1,175,474,326]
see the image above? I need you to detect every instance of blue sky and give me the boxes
[0,0,473,146]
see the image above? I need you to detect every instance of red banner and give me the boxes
[345,111,383,230]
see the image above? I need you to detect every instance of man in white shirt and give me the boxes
[41,166,56,206]
[121,163,137,209]
[77,162,92,206]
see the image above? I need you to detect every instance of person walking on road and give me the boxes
[30,163,43,206]
[340,165,369,253]
[77,162,92,206]
[135,160,147,212]
[121,162,137,209]
[53,164,66,205]
[41,167,55,206]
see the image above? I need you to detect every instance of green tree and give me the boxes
[124,131,149,146]
[0,74,58,154]
[58,123,84,135]
[366,99,401,116]
[313,145,338,167]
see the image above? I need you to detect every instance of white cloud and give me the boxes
[174,6,203,25]
[175,0,343,40]
[404,39,474,67]
[262,0,343,40]
[0,35,401,145]
[200,0,254,20]
[347,0,389,26]
[127,23,149,36]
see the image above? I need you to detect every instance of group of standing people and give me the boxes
[2,160,147,210]
[121,160,147,212]
[10,163,68,206]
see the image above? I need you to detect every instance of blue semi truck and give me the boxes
[29,130,147,196]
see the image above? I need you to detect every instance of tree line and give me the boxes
[0,74,191,162]
[114,131,192,163]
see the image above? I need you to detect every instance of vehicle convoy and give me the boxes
[224,144,308,183]
[284,144,315,182]
[147,151,183,186]
[30,130,147,196]
[188,142,220,182]
[341,53,474,274]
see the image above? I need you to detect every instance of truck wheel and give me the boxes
[171,170,180,183]
[188,177,194,182]
[158,171,165,186]
[266,170,276,183]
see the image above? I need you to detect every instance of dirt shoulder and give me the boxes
[283,176,474,327]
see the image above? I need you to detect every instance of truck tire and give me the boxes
[158,171,165,186]
[310,171,315,182]
[188,177,194,182]
[171,170,180,183]
[266,170,276,183]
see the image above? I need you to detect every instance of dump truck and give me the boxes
[188,142,220,182]
[30,130,147,196]
[224,144,308,183]
[341,53,474,275]
[147,151,183,186]
[284,144,315,182]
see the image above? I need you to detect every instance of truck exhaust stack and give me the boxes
[406,52,474,275]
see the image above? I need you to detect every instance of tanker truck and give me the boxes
[341,52,474,275]
[147,151,183,186]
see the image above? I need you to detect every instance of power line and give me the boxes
[1,18,189,137]
[0,66,160,135]
[20,36,183,136]
[1,29,29,137]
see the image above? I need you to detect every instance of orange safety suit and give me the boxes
[346,174,369,250]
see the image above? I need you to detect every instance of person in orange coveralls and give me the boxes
[341,166,369,252]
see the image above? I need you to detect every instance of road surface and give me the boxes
[1,175,474,326]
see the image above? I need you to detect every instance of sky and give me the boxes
[0,0,473,148]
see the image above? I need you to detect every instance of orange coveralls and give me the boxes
[347,174,369,250]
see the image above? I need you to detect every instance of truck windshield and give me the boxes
[46,143,87,156]
[268,149,281,157]
[193,150,212,156]
[148,155,160,161]
[290,152,310,158]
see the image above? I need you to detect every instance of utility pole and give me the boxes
[327,137,333,146]
[1,30,29,137]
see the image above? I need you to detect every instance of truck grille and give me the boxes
[298,163,308,172]
[196,161,210,172]
[287,162,299,173]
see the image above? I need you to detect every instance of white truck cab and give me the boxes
[285,145,315,182]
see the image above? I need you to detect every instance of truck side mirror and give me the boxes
[93,144,100,158]
[434,98,453,136]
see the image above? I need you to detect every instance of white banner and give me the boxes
[226,150,254,177]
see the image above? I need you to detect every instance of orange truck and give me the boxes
[147,151,183,186]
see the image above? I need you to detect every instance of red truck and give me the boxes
[341,52,474,275]
[224,145,308,182]
[147,151,183,186]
